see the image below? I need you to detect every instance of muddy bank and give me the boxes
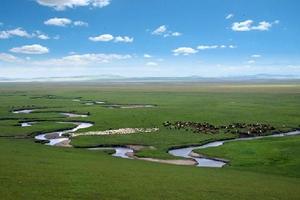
[87,145,197,166]
[88,147,134,159]
[135,157,197,165]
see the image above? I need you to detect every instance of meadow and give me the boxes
[0,82,300,200]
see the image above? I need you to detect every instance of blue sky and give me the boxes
[0,0,299,79]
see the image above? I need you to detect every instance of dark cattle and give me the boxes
[163,121,277,137]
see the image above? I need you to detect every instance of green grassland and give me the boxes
[195,135,300,178]
[0,82,300,199]
[73,131,235,159]
[1,137,300,200]
[0,120,77,137]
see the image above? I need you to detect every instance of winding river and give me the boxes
[82,130,300,168]
[88,147,134,159]
[169,130,300,167]
[13,109,93,146]
[13,109,300,168]
[34,122,93,146]
[169,141,227,167]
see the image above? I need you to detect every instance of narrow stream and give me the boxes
[13,109,88,118]
[21,122,35,127]
[61,113,88,118]
[13,109,34,114]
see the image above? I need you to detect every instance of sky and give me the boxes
[0,0,300,79]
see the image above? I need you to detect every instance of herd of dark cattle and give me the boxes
[163,121,277,136]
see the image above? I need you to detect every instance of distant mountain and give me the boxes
[0,75,124,82]
[0,74,300,83]
[226,74,300,80]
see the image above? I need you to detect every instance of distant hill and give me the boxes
[1,74,300,83]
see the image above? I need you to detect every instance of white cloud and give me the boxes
[252,21,272,31]
[0,53,20,62]
[225,13,234,20]
[6,28,31,37]
[144,54,152,58]
[151,25,182,37]
[172,47,198,56]
[171,32,182,37]
[114,36,133,43]
[0,27,31,39]
[73,21,88,26]
[32,53,131,66]
[58,53,130,64]
[248,54,261,64]
[146,62,158,66]
[0,52,131,69]
[0,28,54,40]
[197,45,237,50]
[89,34,134,43]
[34,31,50,40]
[89,34,114,42]
[197,45,219,50]
[251,54,261,58]
[232,20,253,31]
[232,20,278,32]
[44,17,72,27]
[36,0,111,10]
[37,34,50,40]
[45,18,88,27]
[10,44,49,54]
[152,25,167,35]
[91,0,111,8]
[247,60,256,64]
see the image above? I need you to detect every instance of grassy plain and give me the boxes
[0,82,300,199]
[196,135,300,178]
